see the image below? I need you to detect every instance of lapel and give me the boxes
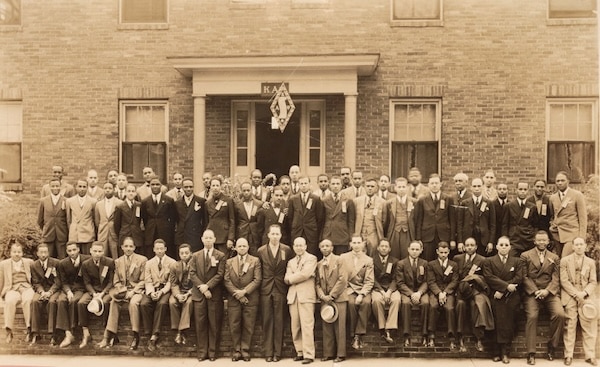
[467,198,475,217]
[232,256,240,276]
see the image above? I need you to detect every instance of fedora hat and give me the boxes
[87,297,104,316]
[320,302,338,323]
[579,299,598,320]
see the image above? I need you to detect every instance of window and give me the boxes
[548,0,597,19]
[120,101,168,183]
[391,0,442,25]
[0,102,22,183]
[308,109,322,167]
[0,0,21,26]
[120,0,167,24]
[390,100,440,181]
[547,99,597,183]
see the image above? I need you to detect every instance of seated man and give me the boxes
[426,241,458,348]
[141,239,175,351]
[30,243,60,345]
[97,237,147,349]
[169,243,194,345]
[0,243,35,343]
[396,240,429,346]
[371,239,400,344]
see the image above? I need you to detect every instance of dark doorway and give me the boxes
[255,102,300,179]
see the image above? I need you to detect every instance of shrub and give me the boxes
[583,174,599,262]
[0,187,41,260]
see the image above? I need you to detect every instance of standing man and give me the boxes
[502,182,540,258]
[189,230,226,362]
[279,175,293,203]
[174,178,207,252]
[106,170,119,187]
[30,243,60,345]
[520,230,564,365]
[285,237,318,365]
[113,184,144,250]
[457,178,496,256]
[141,176,177,259]
[40,165,74,198]
[560,237,597,366]
[408,167,428,199]
[289,165,301,195]
[136,167,155,201]
[86,169,104,201]
[313,173,331,199]
[38,177,69,259]
[224,238,262,362]
[549,171,587,257]
[342,170,366,200]
[114,173,129,201]
[95,181,122,259]
[385,177,416,260]
[371,239,400,344]
[250,169,271,202]
[492,183,510,248]
[256,224,294,362]
[482,170,498,201]
[339,235,374,350]
[166,172,184,201]
[205,177,235,257]
[527,179,553,237]
[287,175,325,258]
[414,174,455,261]
[66,179,97,255]
[169,243,194,345]
[198,172,212,200]
[354,178,387,256]
[378,174,395,201]
[0,243,34,344]
[257,186,290,246]
[340,167,352,190]
[321,176,355,255]
[234,182,263,254]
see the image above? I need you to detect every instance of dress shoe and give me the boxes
[147,338,157,352]
[24,329,32,343]
[502,355,510,364]
[266,357,273,362]
[273,356,281,362]
[197,356,207,362]
[293,356,304,362]
[59,333,74,348]
[209,357,216,361]
[421,337,428,347]
[49,337,57,346]
[243,357,251,362]
[586,359,598,366]
[382,330,393,344]
[493,356,502,362]
[180,334,187,345]
[475,340,484,352]
[427,338,435,347]
[129,334,139,350]
[527,354,535,365]
[403,337,410,347]
[321,357,334,361]
[97,338,110,348]
[301,359,313,365]
[351,336,360,350]
[449,341,456,350]
[79,334,91,349]
[547,341,555,361]
[334,357,346,363]
[564,357,572,366]
[29,334,38,345]
[5,328,13,344]
[232,355,240,362]
[174,332,182,345]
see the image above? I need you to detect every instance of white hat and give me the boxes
[87,297,104,317]
[579,300,598,320]
[320,303,338,323]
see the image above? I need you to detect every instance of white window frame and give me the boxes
[390,0,444,27]
[118,0,169,30]
[0,101,22,185]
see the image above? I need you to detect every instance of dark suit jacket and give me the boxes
[414,193,455,242]
[234,198,263,248]
[315,254,348,302]
[384,196,416,239]
[206,195,236,244]
[189,248,226,301]
[37,196,68,243]
[224,254,262,306]
[113,200,144,247]
[169,260,193,296]
[256,206,290,246]
[81,256,115,294]
[31,257,60,294]
[492,198,509,243]
[502,200,539,251]
[520,248,560,296]
[458,197,496,245]
[482,254,523,294]
[395,257,428,296]
[175,195,208,251]
[372,255,398,292]
[287,193,324,252]
[257,243,293,296]
[526,194,553,234]
[57,254,90,293]
[141,194,177,247]
[454,253,489,297]
[321,195,355,246]
[426,259,459,296]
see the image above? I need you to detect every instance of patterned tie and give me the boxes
[158,258,162,272]
[334,193,338,203]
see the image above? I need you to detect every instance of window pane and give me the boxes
[122,142,166,183]
[237,148,248,166]
[0,143,21,183]
[391,142,438,181]
[394,104,408,125]
[237,129,247,147]
[236,110,248,129]
[547,142,595,183]
[125,104,166,141]
[549,0,596,18]
[0,102,22,142]
[393,102,437,141]
[309,149,320,166]
[309,129,320,147]
[0,0,21,26]
[309,110,320,129]
[148,143,166,183]
[393,0,440,20]
[122,0,167,23]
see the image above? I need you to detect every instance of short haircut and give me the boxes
[533,179,547,186]
[437,241,449,249]
[49,177,61,184]
[429,173,440,180]
[122,237,136,246]
[268,223,282,233]
[409,240,423,249]
[555,171,570,180]
[278,175,291,184]
[37,243,49,251]
[535,230,549,238]
[178,243,192,252]
[395,177,408,185]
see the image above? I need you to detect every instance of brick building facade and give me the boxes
[0,0,598,194]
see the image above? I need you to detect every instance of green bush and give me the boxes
[0,188,41,260]
[583,174,599,262]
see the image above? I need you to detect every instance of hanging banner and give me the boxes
[269,82,295,132]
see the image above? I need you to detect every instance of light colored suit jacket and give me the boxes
[37,195,68,243]
[0,258,33,298]
[550,188,587,243]
[95,197,123,244]
[521,248,560,296]
[342,185,366,201]
[66,195,97,243]
[113,253,148,293]
[339,251,374,296]
[224,254,262,305]
[316,254,348,302]
[144,255,176,295]
[285,252,318,304]
[354,195,386,239]
[560,253,597,306]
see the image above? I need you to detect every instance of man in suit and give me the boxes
[30,243,60,345]
[95,181,122,259]
[86,169,104,201]
[450,172,471,255]
[483,236,524,364]
[279,175,293,203]
[321,176,355,255]
[502,182,540,258]
[38,177,69,259]
[482,170,498,201]
[287,175,325,258]
[288,165,301,195]
[408,167,429,199]
[78,241,114,348]
[105,170,119,187]
[371,239,400,344]
[492,183,509,253]
[313,173,331,199]
[198,171,212,200]
[342,170,366,200]
[340,166,352,190]
[549,171,588,257]
[454,237,494,353]
[340,235,374,350]
[169,243,194,345]
[257,186,290,247]
[96,237,147,350]
[140,239,175,351]
[378,174,395,201]
[560,237,597,366]
[414,173,455,261]
[114,173,129,201]
[316,239,348,363]
[165,172,184,201]
[136,167,156,201]
[520,230,564,365]
[256,224,294,362]
[205,177,235,257]
[189,229,226,361]
[56,242,90,347]
[385,177,416,260]
[113,184,144,251]
[234,182,263,254]
[354,178,387,256]
[224,238,262,361]
[141,176,177,259]
[250,169,271,203]
[426,242,458,348]
[40,165,75,198]
[396,240,429,346]
[66,179,97,255]
[285,237,318,364]
[457,178,496,256]
[0,242,34,344]
[527,179,553,237]
[174,178,207,252]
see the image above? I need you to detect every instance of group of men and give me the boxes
[0,164,596,365]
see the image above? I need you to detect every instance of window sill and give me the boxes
[547,18,597,26]
[390,19,443,27]
[0,25,23,32]
[0,183,23,192]
[118,23,169,30]
[229,2,266,10]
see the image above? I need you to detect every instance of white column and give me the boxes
[193,94,206,194]
[344,93,358,169]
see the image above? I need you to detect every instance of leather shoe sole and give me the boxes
[321,357,334,362]
[586,359,598,366]
[302,359,313,365]
[293,356,304,362]
[272,356,281,362]
[564,357,573,366]
[334,357,345,363]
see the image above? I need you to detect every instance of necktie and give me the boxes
[177,189,182,199]
[334,193,338,203]
[502,255,507,264]
[366,196,372,209]
[411,258,417,272]
[239,256,244,274]
[433,194,439,206]
[42,261,47,272]
[539,252,544,264]
[500,199,504,207]
[302,193,307,205]
[95,260,100,268]
[154,195,159,205]
[158,258,162,272]
[296,255,302,266]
